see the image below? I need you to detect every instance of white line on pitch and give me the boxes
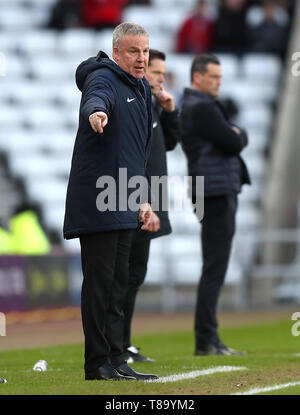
[231,380,300,395]
[147,365,247,383]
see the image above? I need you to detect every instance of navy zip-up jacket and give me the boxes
[63,51,152,239]
[180,88,250,200]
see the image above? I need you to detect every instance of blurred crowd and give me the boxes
[47,0,295,59]
[47,0,151,31]
[175,0,294,59]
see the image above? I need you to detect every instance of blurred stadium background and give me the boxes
[0,0,299,317]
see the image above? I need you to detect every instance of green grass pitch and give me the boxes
[1,318,300,395]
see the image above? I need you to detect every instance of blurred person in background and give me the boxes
[47,0,152,30]
[175,0,215,54]
[247,0,290,59]
[122,49,180,363]
[245,0,294,19]
[47,0,81,30]
[9,203,51,255]
[212,0,248,55]
[81,0,128,30]
[180,54,251,356]
[0,202,51,255]
[63,22,159,381]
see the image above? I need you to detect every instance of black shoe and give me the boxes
[218,343,246,356]
[85,363,136,381]
[124,346,155,363]
[115,362,158,381]
[195,344,221,356]
[195,343,245,356]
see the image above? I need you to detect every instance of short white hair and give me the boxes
[112,22,149,49]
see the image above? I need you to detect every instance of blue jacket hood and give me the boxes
[76,50,141,92]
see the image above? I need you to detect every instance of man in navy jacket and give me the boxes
[181,54,251,356]
[63,22,158,381]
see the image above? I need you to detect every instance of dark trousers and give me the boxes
[195,194,237,349]
[79,229,134,373]
[123,231,151,349]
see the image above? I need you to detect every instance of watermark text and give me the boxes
[291,312,300,336]
[291,52,300,77]
[0,312,6,336]
[95,169,204,220]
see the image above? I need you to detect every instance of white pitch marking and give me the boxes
[231,380,300,395]
[147,365,247,383]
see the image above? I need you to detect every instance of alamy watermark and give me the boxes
[0,52,5,77]
[95,168,204,220]
[0,312,6,336]
[291,312,300,336]
[291,52,300,77]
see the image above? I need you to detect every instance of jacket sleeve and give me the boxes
[80,70,116,120]
[233,126,248,147]
[160,108,181,151]
[194,102,248,156]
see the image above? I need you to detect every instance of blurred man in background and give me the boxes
[123,49,180,363]
[175,0,215,54]
[47,0,81,30]
[180,54,250,356]
[0,202,50,255]
[81,0,128,30]
[247,0,290,59]
[212,0,248,55]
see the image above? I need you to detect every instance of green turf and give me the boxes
[1,318,300,395]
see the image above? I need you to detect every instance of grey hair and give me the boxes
[112,22,149,49]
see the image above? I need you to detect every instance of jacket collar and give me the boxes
[183,88,216,103]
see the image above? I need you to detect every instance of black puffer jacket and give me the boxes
[142,100,180,239]
[180,88,250,199]
[63,51,152,239]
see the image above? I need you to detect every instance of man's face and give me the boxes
[145,58,166,95]
[113,34,149,80]
[194,63,222,97]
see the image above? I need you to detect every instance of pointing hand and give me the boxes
[89,111,108,133]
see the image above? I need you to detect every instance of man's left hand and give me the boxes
[139,203,160,232]
[141,211,160,232]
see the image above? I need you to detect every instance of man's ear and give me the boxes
[113,46,119,62]
[193,72,202,85]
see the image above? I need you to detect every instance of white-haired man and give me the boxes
[64,22,158,381]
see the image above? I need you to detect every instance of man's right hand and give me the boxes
[232,126,241,135]
[89,111,108,133]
